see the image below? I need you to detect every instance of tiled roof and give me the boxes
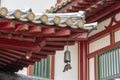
[46,0,73,13]
[0,6,97,72]
[0,7,97,30]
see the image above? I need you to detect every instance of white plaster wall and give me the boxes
[88,18,111,37]
[115,29,120,42]
[89,35,110,53]
[54,43,78,80]
[114,13,120,43]
[89,57,95,80]
[1,0,56,13]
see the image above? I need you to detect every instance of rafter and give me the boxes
[0,38,40,52]
[86,2,120,22]
[0,54,16,61]
[0,50,21,59]
[0,57,11,64]
[0,22,15,29]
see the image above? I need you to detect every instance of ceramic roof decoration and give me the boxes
[0,7,97,30]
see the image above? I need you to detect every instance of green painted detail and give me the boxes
[32,55,50,79]
[98,47,120,80]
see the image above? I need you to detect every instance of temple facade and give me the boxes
[0,0,120,80]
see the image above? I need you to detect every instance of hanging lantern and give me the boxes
[63,41,72,72]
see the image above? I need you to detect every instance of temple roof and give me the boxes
[47,0,120,23]
[0,3,98,72]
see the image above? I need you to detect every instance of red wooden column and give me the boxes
[27,65,33,76]
[78,41,87,80]
[50,55,55,80]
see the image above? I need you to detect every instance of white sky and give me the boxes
[1,0,57,13]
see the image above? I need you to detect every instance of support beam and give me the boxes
[42,46,64,51]
[46,41,75,46]
[28,26,41,33]
[87,2,120,22]
[0,54,16,61]
[0,38,40,53]
[46,30,71,36]
[0,57,11,64]
[0,22,15,29]
[15,24,29,31]
[36,28,55,36]
[0,50,21,59]
[38,50,55,55]
[2,49,25,56]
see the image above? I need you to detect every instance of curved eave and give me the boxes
[49,0,120,23]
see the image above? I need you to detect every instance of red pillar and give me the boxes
[27,65,33,76]
[50,55,55,80]
[79,41,87,80]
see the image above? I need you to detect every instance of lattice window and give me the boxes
[32,56,50,79]
[98,47,120,80]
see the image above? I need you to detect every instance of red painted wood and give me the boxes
[87,2,120,23]
[0,38,40,52]
[38,50,55,55]
[0,22,15,29]
[42,46,64,51]
[79,41,87,80]
[0,57,11,64]
[15,24,29,31]
[53,30,70,36]
[87,21,120,43]
[0,54,16,61]
[0,50,21,59]
[28,26,41,33]
[2,49,25,56]
[27,65,33,76]
[50,55,55,80]
[47,41,75,46]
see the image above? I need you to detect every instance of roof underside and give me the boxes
[0,7,96,72]
[0,0,119,72]
[47,0,120,23]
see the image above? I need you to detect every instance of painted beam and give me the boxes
[2,49,25,56]
[15,24,29,31]
[0,57,11,64]
[0,50,21,59]
[27,26,41,33]
[0,54,16,61]
[0,33,36,42]
[42,46,64,51]
[0,38,40,53]
[46,41,75,46]
[46,37,86,41]
[38,50,55,55]
[0,22,15,29]
[47,29,71,36]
